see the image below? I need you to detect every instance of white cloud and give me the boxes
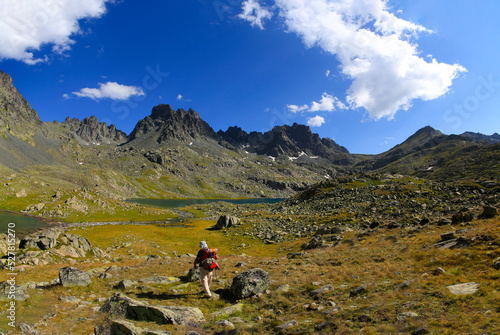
[310,93,337,112]
[325,69,331,77]
[177,94,183,101]
[238,0,273,29]
[258,0,466,120]
[287,104,309,113]
[288,93,347,114]
[307,115,325,127]
[71,82,145,100]
[0,0,110,64]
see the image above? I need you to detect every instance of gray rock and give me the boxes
[54,245,85,258]
[210,303,244,318]
[275,320,298,331]
[117,279,138,290]
[59,267,92,287]
[396,311,420,322]
[311,284,334,297]
[447,282,480,295]
[214,215,238,230]
[215,319,235,329]
[481,206,497,218]
[350,284,368,297]
[315,320,338,331]
[441,232,456,241]
[0,281,29,301]
[493,257,500,270]
[396,280,414,290]
[184,268,200,282]
[412,326,430,335]
[100,293,205,325]
[95,319,146,335]
[65,233,93,252]
[433,267,446,275]
[19,228,63,250]
[275,284,291,293]
[230,268,270,299]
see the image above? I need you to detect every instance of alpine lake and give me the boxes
[0,198,285,237]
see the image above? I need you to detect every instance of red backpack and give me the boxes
[200,248,218,270]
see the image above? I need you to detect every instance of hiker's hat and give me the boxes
[200,241,208,249]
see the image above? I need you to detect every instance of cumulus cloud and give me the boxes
[287,104,309,113]
[71,82,145,100]
[238,0,273,29]
[0,0,110,64]
[177,94,183,101]
[250,0,466,120]
[288,93,347,113]
[307,115,325,127]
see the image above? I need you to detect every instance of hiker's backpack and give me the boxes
[200,248,218,270]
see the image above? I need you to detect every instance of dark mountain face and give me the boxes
[62,116,128,145]
[218,122,349,160]
[461,131,500,144]
[0,70,43,137]
[128,104,218,146]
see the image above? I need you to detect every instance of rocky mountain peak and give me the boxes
[218,122,349,162]
[0,70,43,136]
[61,115,127,145]
[128,104,218,146]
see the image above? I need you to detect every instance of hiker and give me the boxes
[193,240,219,298]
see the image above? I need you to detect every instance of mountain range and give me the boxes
[0,68,499,217]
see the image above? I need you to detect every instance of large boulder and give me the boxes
[230,268,270,299]
[64,233,93,252]
[481,206,498,218]
[214,215,238,230]
[59,267,92,287]
[184,267,200,282]
[100,293,205,325]
[19,228,63,250]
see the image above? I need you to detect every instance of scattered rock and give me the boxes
[116,279,137,290]
[396,280,414,290]
[350,284,368,297]
[230,268,270,300]
[311,284,334,297]
[210,303,244,318]
[396,311,420,322]
[446,282,480,295]
[59,267,91,287]
[315,320,338,331]
[275,320,298,332]
[15,189,27,198]
[432,267,446,275]
[480,206,498,218]
[493,258,500,270]
[215,319,235,329]
[275,284,291,293]
[412,326,430,335]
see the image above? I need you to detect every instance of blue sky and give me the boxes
[1,0,499,154]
